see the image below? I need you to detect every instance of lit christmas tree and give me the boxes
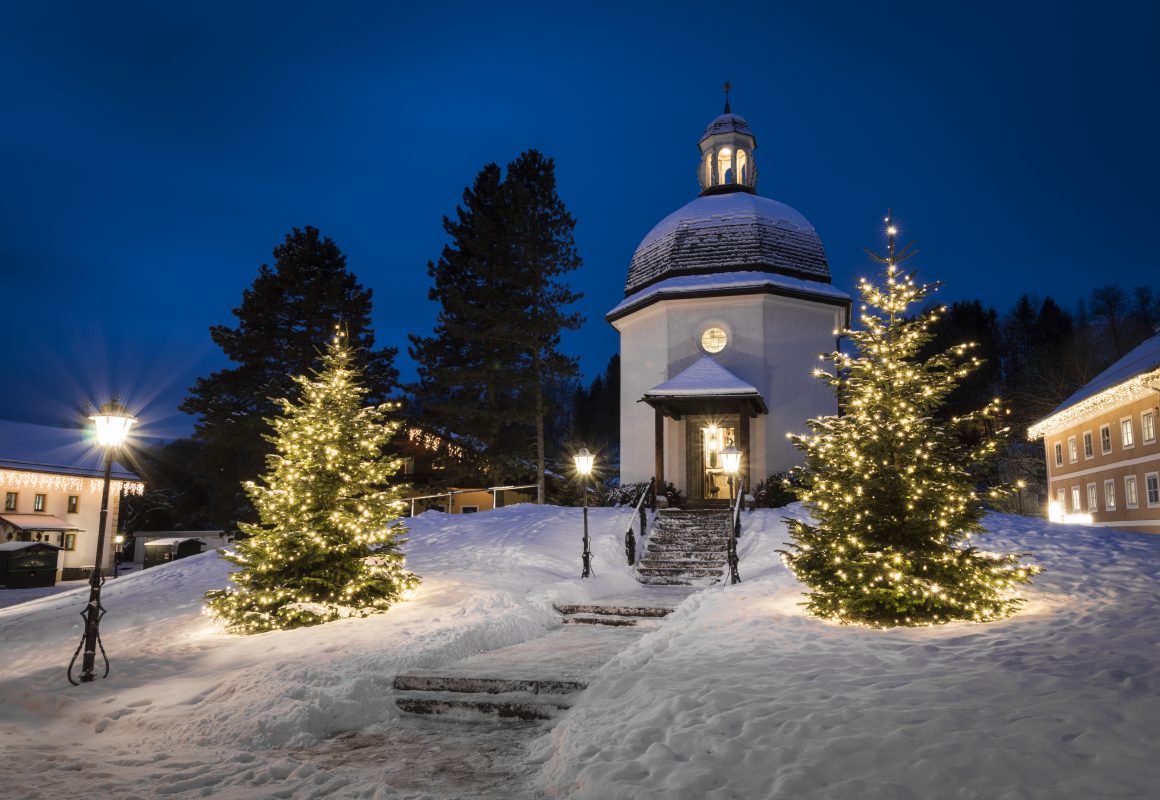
[780,217,1038,627]
[205,331,419,633]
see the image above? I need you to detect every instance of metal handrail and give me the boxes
[727,477,744,584]
[406,483,539,517]
[623,477,656,566]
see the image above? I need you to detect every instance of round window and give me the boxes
[701,327,728,353]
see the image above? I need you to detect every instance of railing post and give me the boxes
[648,476,657,511]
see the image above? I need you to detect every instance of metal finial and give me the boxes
[723,81,732,113]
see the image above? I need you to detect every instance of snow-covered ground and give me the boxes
[2,504,1158,799]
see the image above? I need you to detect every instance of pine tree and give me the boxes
[182,227,398,529]
[204,332,418,634]
[780,221,1038,628]
[409,151,583,493]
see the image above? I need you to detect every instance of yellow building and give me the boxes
[1,420,144,580]
[1028,333,1160,534]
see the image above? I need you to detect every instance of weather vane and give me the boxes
[723,81,732,113]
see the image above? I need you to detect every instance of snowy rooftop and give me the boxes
[644,356,761,398]
[608,270,850,321]
[700,112,754,141]
[624,192,831,297]
[144,537,206,547]
[0,419,140,482]
[1029,331,1160,436]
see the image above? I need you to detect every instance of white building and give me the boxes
[607,101,850,504]
[1,419,144,580]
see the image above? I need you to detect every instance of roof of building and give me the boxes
[700,112,754,141]
[143,537,206,547]
[0,419,140,482]
[1028,332,1160,438]
[645,356,762,398]
[0,540,62,552]
[0,514,80,531]
[607,270,850,322]
[623,192,831,298]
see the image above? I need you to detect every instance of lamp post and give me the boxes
[113,534,125,577]
[719,443,742,585]
[68,401,135,685]
[574,448,595,578]
[720,444,741,502]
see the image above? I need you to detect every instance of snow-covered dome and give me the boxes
[701,112,753,140]
[624,191,830,296]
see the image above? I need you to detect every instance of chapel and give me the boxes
[607,95,851,505]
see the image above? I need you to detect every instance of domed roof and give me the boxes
[700,112,754,141]
[624,192,830,297]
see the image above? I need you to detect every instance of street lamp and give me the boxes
[114,534,125,577]
[574,448,595,578]
[720,444,741,502]
[68,401,135,685]
[719,443,742,585]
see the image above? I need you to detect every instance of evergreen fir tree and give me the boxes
[182,227,398,529]
[409,151,583,494]
[780,220,1038,628]
[204,332,418,634]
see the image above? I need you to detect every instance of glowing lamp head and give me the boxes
[574,448,595,477]
[720,445,742,475]
[90,401,136,448]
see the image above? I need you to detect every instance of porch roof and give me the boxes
[0,514,80,531]
[641,357,768,418]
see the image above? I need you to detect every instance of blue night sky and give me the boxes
[2,1,1157,442]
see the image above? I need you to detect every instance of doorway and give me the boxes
[685,414,739,506]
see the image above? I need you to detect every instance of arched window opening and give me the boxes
[717,148,734,184]
[703,152,713,188]
[736,149,749,184]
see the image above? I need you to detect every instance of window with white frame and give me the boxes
[1143,410,1156,444]
[1104,479,1116,510]
[1083,431,1094,459]
[1086,482,1098,511]
[1071,485,1082,511]
[1054,442,1063,466]
[1146,472,1160,507]
[1121,417,1135,448]
[63,533,76,550]
[1100,425,1112,454]
[4,492,15,511]
[1068,436,1078,463]
[33,494,46,512]
[1125,475,1139,508]
[1056,488,1066,509]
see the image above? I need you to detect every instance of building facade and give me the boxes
[1028,333,1160,534]
[608,101,850,504]
[1,420,144,580]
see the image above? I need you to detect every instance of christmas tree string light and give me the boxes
[779,215,1039,628]
[205,329,419,633]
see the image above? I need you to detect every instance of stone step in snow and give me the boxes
[639,559,726,571]
[393,674,586,695]
[395,690,572,721]
[637,574,722,586]
[553,604,674,617]
[635,561,723,572]
[562,615,641,626]
[640,547,728,558]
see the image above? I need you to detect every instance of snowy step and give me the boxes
[562,615,640,627]
[641,547,728,558]
[395,690,573,721]
[639,558,727,570]
[393,674,586,696]
[553,604,673,618]
[637,574,722,586]
[637,566,724,578]
[646,535,728,545]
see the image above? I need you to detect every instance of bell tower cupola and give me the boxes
[698,82,758,196]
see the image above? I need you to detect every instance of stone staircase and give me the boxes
[637,509,731,586]
[393,603,675,721]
